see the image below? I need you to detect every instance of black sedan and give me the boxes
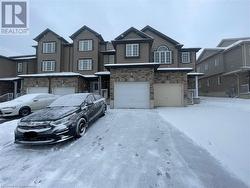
[15,93,107,145]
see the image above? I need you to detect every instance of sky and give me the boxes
[0,0,250,57]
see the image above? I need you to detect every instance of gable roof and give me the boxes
[114,27,153,40]
[141,25,180,46]
[197,48,225,63]
[217,37,250,47]
[70,25,104,41]
[34,28,69,43]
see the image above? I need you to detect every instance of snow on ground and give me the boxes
[0,107,248,188]
[157,97,250,187]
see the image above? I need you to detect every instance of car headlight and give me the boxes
[51,113,77,127]
[1,106,16,110]
[17,121,29,127]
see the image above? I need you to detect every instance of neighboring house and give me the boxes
[107,26,200,108]
[20,26,110,96]
[0,25,201,108]
[0,55,36,101]
[197,38,250,98]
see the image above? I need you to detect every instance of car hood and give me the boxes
[21,106,80,122]
[0,100,23,108]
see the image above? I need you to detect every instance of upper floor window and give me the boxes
[181,52,190,63]
[79,40,93,51]
[214,58,219,66]
[154,46,172,64]
[104,55,115,64]
[205,63,208,71]
[42,60,55,72]
[78,59,92,70]
[126,44,139,57]
[17,62,23,73]
[43,42,56,54]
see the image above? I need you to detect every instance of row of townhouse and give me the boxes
[0,25,201,108]
[197,38,250,98]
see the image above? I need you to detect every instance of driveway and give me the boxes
[0,109,247,188]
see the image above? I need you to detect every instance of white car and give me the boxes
[0,93,58,117]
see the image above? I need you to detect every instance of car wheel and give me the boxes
[75,118,87,138]
[19,107,31,117]
[101,106,106,116]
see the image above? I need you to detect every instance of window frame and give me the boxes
[181,52,191,64]
[78,39,93,52]
[78,59,93,71]
[17,62,23,73]
[42,42,56,54]
[42,60,56,72]
[125,43,139,57]
[154,46,172,64]
[218,76,222,85]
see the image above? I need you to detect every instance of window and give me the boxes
[42,61,55,71]
[205,63,208,71]
[78,59,92,70]
[214,58,219,66]
[79,40,93,51]
[181,52,190,63]
[154,46,172,64]
[17,62,23,73]
[126,44,139,57]
[85,94,95,104]
[207,79,210,87]
[197,66,201,72]
[42,42,56,53]
[104,55,115,64]
[218,76,222,85]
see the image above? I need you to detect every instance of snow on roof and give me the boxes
[157,67,193,71]
[0,77,21,81]
[105,63,160,67]
[187,72,204,76]
[83,75,98,78]
[95,71,110,76]
[11,56,36,60]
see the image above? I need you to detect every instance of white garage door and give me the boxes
[27,87,48,94]
[114,82,150,109]
[52,87,75,95]
[154,83,183,107]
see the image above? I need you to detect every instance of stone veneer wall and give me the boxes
[109,67,155,108]
[21,76,88,94]
[154,71,188,106]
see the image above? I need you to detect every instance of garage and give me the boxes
[154,83,183,107]
[114,82,150,109]
[52,87,75,95]
[27,87,48,94]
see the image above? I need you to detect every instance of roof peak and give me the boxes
[70,25,104,41]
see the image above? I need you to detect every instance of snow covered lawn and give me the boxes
[0,104,248,188]
[157,97,250,187]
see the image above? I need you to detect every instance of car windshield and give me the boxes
[49,93,89,107]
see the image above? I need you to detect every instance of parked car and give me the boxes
[15,93,107,145]
[0,93,57,117]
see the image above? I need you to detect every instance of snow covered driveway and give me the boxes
[0,107,248,188]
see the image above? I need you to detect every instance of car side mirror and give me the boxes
[33,99,38,102]
[86,101,94,106]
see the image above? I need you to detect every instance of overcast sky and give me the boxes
[0,0,250,57]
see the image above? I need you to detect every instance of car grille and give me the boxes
[19,122,51,129]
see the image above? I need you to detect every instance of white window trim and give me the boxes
[126,44,139,57]
[78,59,93,71]
[17,62,23,73]
[79,40,93,51]
[42,61,55,72]
[42,42,56,54]
[154,50,172,64]
[181,52,190,64]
